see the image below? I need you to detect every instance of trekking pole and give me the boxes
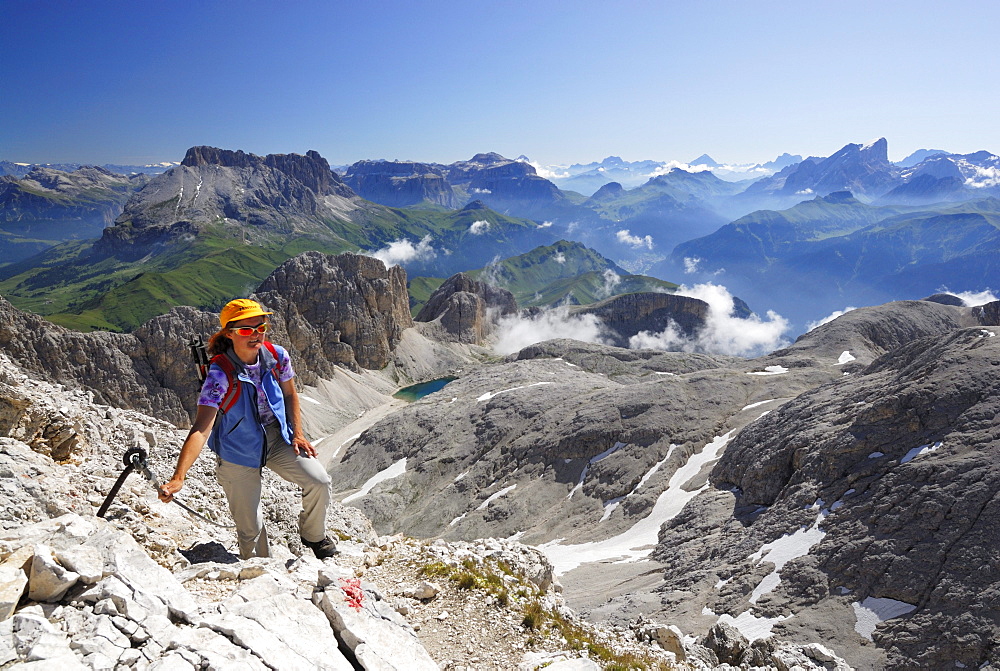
[97,446,235,528]
[96,446,145,518]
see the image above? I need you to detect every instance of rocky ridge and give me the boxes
[94,146,367,259]
[0,349,854,670]
[331,298,1000,669]
[416,273,519,344]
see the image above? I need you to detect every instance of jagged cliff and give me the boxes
[570,292,712,348]
[95,146,364,259]
[343,160,460,208]
[0,251,418,425]
[415,272,518,344]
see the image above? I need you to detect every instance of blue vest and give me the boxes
[207,345,295,468]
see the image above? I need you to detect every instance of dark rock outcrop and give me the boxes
[343,160,459,208]
[571,292,711,348]
[651,311,1000,669]
[587,181,625,202]
[256,252,413,373]
[974,299,1000,325]
[922,292,965,306]
[95,146,360,258]
[415,273,517,344]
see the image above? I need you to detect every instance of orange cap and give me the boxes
[219,298,272,328]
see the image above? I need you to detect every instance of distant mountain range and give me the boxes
[668,192,1000,327]
[2,138,998,334]
[408,240,677,316]
[0,160,179,178]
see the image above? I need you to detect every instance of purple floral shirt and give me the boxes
[198,344,295,425]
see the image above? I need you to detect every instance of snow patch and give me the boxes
[900,441,942,464]
[540,434,731,575]
[748,366,788,376]
[299,395,322,405]
[330,433,361,461]
[342,458,407,503]
[852,597,917,641]
[477,382,553,402]
[703,606,790,642]
[837,351,856,365]
[742,400,775,411]
[747,507,828,603]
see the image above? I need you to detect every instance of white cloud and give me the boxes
[683,257,702,274]
[806,307,858,332]
[365,235,436,267]
[492,306,613,355]
[947,288,998,306]
[965,166,1000,188]
[469,220,491,235]
[628,283,790,357]
[480,255,505,287]
[554,252,566,264]
[598,269,621,298]
[530,163,570,180]
[646,160,712,178]
[537,220,554,229]
[616,229,654,250]
[469,187,492,194]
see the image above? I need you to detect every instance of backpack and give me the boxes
[189,335,280,413]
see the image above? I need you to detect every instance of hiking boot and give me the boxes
[302,536,338,559]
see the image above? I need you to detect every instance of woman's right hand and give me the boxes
[158,478,183,503]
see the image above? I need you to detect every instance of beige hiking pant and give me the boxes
[215,422,331,559]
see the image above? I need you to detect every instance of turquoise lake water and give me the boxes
[393,377,457,402]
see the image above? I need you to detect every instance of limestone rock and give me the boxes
[655,322,1000,669]
[416,273,517,344]
[570,291,712,348]
[319,578,438,670]
[0,562,28,621]
[256,252,413,373]
[28,545,79,602]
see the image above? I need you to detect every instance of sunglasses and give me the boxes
[229,323,270,336]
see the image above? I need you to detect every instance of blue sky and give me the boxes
[3,0,997,167]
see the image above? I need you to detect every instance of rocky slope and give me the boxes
[95,146,365,259]
[0,339,853,670]
[415,273,519,344]
[569,292,713,348]
[645,304,1000,669]
[331,297,1000,669]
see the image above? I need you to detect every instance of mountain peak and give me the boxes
[689,154,720,167]
[180,146,341,196]
[858,137,889,161]
[467,152,509,165]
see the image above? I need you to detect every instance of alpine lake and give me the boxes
[393,377,457,402]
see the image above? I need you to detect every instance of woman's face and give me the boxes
[226,316,269,362]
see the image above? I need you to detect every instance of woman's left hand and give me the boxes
[292,436,317,458]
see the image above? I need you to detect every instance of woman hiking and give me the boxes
[158,298,337,560]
